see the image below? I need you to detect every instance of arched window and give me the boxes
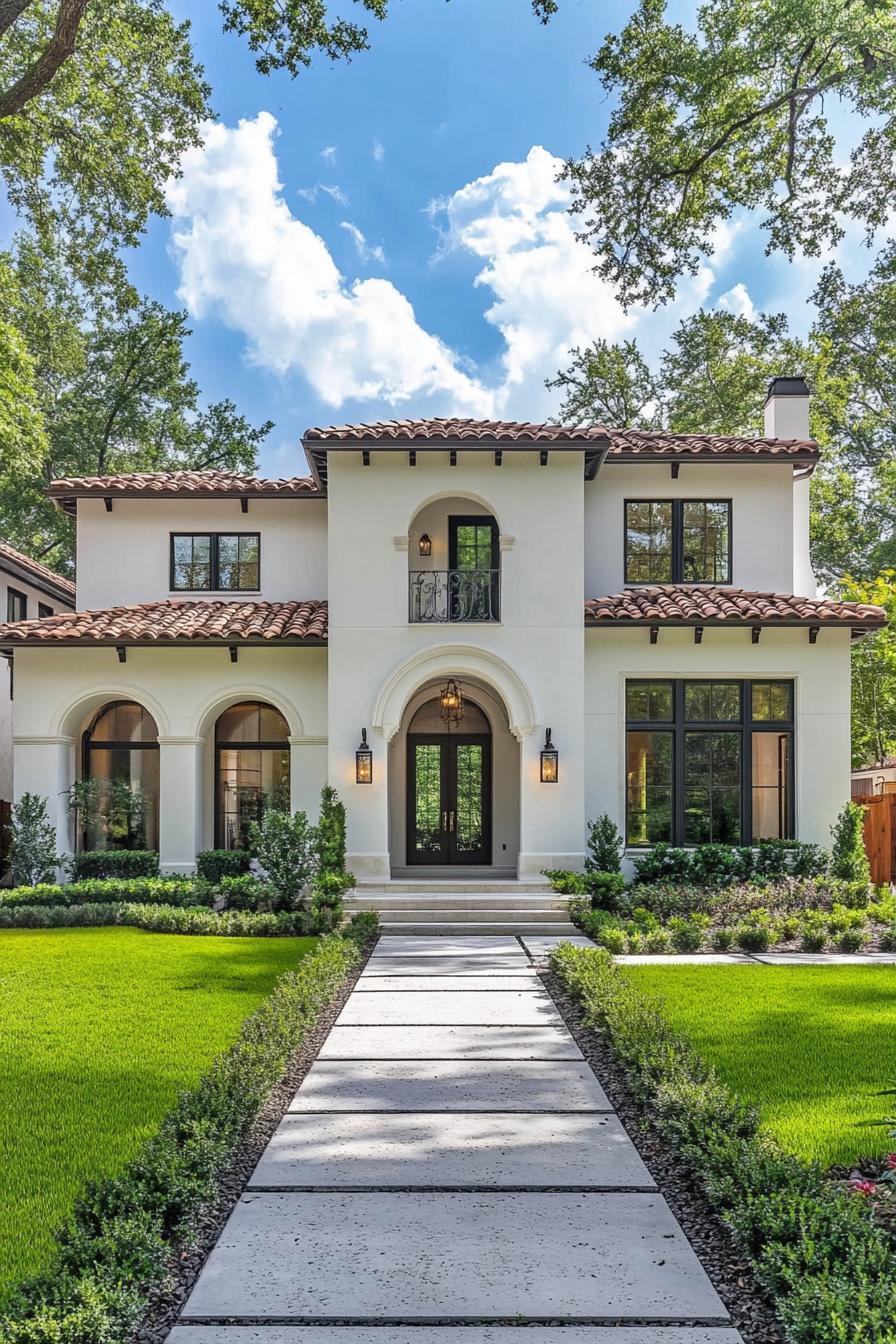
[215,702,290,849]
[82,701,159,851]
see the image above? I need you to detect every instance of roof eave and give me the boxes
[606,451,819,471]
[585,617,882,639]
[0,556,75,605]
[0,636,328,652]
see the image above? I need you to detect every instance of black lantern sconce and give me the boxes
[356,728,373,784]
[418,533,432,557]
[540,727,559,783]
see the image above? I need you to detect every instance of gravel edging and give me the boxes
[539,964,785,1344]
[130,935,377,1344]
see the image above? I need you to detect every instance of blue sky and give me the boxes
[120,1,854,477]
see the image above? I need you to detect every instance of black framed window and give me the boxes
[82,701,160,851]
[215,701,290,849]
[170,533,260,592]
[7,588,26,622]
[37,602,53,619]
[625,679,794,846]
[624,500,731,584]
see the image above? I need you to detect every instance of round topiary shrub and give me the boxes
[734,921,771,953]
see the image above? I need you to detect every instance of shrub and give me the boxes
[316,785,347,873]
[216,875,269,911]
[643,927,672,953]
[586,814,624,873]
[544,868,589,896]
[586,870,627,911]
[827,902,867,935]
[595,925,627,954]
[689,843,747,887]
[629,905,660,933]
[799,912,828,952]
[250,809,315,911]
[308,870,355,932]
[550,945,896,1344]
[711,926,735,951]
[669,915,707,953]
[6,793,61,886]
[773,914,800,944]
[836,927,868,953]
[195,849,251,882]
[829,801,871,885]
[632,844,692,884]
[1,878,199,909]
[344,909,379,946]
[879,924,896,953]
[0,935,359,1340]
[71,849,160,879]
[734,917,771,953]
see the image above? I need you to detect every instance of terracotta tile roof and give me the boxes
[0,598,328,647]
[47,470,320,513]
[0,541,75,604]
[304,418,818,459]
[585,586,886,631]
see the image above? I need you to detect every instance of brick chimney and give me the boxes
[764,376,810,440]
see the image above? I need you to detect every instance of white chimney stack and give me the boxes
[764,376,810,440]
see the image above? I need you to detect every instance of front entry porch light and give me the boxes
[418,533,432,557]
[356,728,373,784]
[439,678,464,726]
[540,727,559,783]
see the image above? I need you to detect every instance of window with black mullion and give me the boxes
[170,533,260,592]
[624,500,731,584]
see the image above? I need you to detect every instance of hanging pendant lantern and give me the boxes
[439,678,464,725]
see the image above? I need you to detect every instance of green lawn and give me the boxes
[623,964,896,1168]
[0,926,315,1294]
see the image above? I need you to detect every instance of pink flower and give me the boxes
[850,1179,878,1196]
[886,1154,896,1171]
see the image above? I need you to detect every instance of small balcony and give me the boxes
[409,569,500,623]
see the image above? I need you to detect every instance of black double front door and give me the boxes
[407,734,492,865]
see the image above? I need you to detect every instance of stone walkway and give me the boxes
[168,935,743,1343]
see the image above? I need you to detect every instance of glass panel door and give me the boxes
[407,734,492,865]
[408,740,448,863]
[450,740,489,863]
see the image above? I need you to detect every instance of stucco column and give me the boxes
[158,737,203,874]
[517,724,587,877]
[13,734,77,872]
[289,735,328,820]
[337,725,390,880]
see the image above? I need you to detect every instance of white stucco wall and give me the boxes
[585,625,852,872]
[325,450,587,878]
[74,498,328,608]
[585,462,801,597]
[11,644,328,872]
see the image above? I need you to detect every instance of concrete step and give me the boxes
[347,893,570,912]
[389,865,519,880]
[379,921,580,935]
[355,879,553,895]
[374,907,572,925]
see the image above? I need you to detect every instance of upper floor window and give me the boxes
[170,533,260,592]
[624,500,731,585]
[38,602,53,619]
[409,514,500,622]
[7,588,26,622]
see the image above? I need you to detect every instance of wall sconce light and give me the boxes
[356,728,373,784]
[540,727,558,783]
[439,678,464,725]
[418,533,432,557]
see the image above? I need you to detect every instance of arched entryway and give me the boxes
[388,679,521,873]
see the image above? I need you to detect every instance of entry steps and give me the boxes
[347,878,577,936]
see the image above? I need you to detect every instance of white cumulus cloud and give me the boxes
[340,221,386,266]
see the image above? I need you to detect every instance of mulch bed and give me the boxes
[131,936,376,1344]
[540,964,785,1344]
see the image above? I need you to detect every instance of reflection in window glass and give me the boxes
[684,682,741,721]
[413,744,443,856]
[752,732,792,839]
[172,534,211,589]
[682,501,730,582]
[683,732,742,843]
[751,682,792,721]
[83,701,159,851]
[218,534,260,590]
[455,744,484,855]
[626,730,673,844]
[625,501,673,582]
[626,681,674,722]
[215,702,290,849]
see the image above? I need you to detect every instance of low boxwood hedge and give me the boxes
[69,850,160,879]
[0,922,375,1342]
[551,944,896,1344]
[0,902,375,938]
[0,878,205,910]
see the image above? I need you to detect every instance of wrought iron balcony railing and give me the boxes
[409,569,500,623]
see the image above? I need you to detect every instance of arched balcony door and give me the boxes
[406,697,491,865]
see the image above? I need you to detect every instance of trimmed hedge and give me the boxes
[0,928,371,1341]
[0,902,342,936]
[69,850,160,879]
[195,849,251,882]
[0,878,204,910]
[551,945,896,1344]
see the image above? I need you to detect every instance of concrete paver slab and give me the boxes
[520,935,595,955]
[319,1025,583,1060]
[248,1112,654,1189]
[371,937,524,954]
[615,954,755,965]
[289,1059,611,1112]
[362,957,532,976]
[355,974,540,990]
[181,1191,729,1322]
[169,1328,744,1342]
[337,990,562,1027]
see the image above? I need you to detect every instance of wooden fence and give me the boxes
[855,793,896,885]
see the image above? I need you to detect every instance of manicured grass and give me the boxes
[623,964,896,1168]
[0,926,315,1294]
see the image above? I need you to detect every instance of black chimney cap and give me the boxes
[765,376,810,402]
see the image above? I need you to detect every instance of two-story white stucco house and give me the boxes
[0,379,885,904]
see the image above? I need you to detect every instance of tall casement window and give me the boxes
[215,702,290,849]
[170,534,260,592]
[625,680,794,847]
[624,501,731,584]
[82,701,160,851]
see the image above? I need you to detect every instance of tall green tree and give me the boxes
[840,574,896,767]
[565,0,896,307]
